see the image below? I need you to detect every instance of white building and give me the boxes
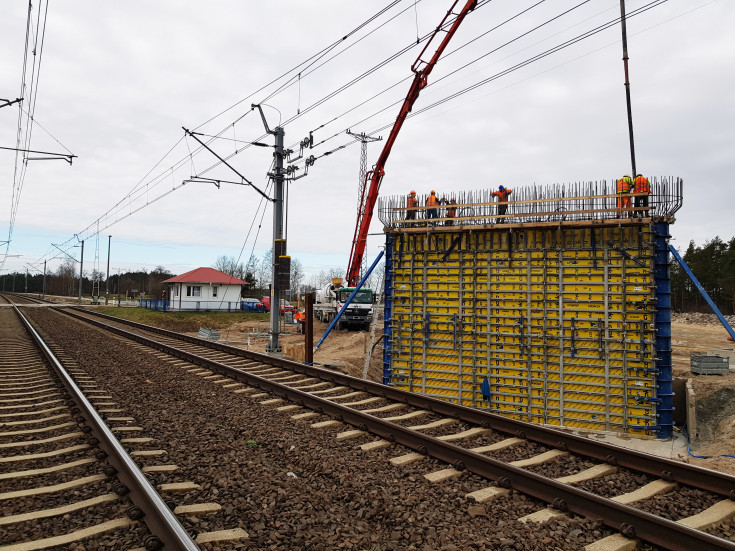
[162,267,248,311]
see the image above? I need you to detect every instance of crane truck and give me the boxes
[314,278,374,330]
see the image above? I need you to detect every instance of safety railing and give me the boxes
[377,176,682,229]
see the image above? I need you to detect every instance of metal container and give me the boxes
[690,352,729,375]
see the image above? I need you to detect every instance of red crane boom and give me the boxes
[346,0,477,286]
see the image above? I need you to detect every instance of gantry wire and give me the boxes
[2,0,50,273]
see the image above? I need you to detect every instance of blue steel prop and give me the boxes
[315,250,384,351]
[382,237,394,385]
[668,244,735,342]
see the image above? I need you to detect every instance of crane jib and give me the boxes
[345,0,477,286]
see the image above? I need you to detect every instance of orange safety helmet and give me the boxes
[430,190,436,195]
[409,190,416,195]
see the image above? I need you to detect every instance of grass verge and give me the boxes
[95,307,268,333]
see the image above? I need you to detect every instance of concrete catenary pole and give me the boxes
[267,125,285,353]
[106,235,111,305]
[43,260,46,299]
[78,240,84,305]
[252,103,286,355]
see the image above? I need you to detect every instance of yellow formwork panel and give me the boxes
[388,224,657,435]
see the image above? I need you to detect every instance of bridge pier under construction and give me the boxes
[379,178,682,438]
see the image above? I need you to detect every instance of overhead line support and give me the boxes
[0,97,23,109]
[182,127,270,200]
[0,145,75,164]
[251,104,287,355]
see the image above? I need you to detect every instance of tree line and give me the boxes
[2,251,384,303]
[671,236,735,315]
[1,259,174,299]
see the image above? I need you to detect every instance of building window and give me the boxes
[212,286,218,298]
[187,285,201,297]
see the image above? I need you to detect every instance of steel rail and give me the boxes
[14,306,198,551]
[55,307,735,550]
[64,306,735,499]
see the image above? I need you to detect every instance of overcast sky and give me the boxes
[1,0,733,282]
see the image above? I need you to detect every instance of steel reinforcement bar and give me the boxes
[15,306,199,551]
[56,306,735,550]
[377,177,683,228]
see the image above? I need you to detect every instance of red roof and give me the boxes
[162,267,248,285]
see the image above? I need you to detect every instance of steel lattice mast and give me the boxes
[346,129,382,278]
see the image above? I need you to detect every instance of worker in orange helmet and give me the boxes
[616,175,633,218]
[406,190,417,221]
[492,185,513,219]
[426,190,439,221]
[633,174,650,218]
[445,198,457,226]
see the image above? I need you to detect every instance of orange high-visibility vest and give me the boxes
[426,194,438,206]
[616,177,632,194]
[493,189,512,202]
[634,175,650,194]
[407,195,417,208]
[447,206,456,218]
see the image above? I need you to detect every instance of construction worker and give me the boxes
[616,174,633,218]
[492,185,513,219]
[294,310,305,334]
[445,198,457,226]
[633,174,650,218]
[406,190,417,220]
[426,190,439,220]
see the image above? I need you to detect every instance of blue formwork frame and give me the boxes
[382,233,394,385]
[654,222,674,439]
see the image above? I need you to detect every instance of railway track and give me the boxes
[0,305,203,550]
[14,304,734,550]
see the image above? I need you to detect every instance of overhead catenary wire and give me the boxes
[294,0,622,154]
[38,0,675,269]
[39,2,413,267]
[2,0,50,273]
[215,179,273,318]
[193,0,407,132]
[286,0,671,173]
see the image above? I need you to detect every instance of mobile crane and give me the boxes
[346,0,477,286]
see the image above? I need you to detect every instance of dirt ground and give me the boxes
[669,312,735,473]
[207,317,386,383]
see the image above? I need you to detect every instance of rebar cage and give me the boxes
[378,177,682,228]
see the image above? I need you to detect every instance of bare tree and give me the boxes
[56,259,77,296]
[290,257,304,294]
[213,255,245,279]
[245,254,259,289]
[257,249,272,290]
[363,260,385,291]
